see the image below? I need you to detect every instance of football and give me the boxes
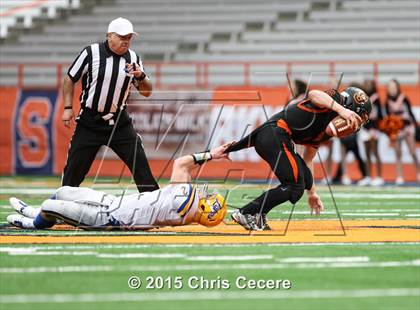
[325,116,360,137]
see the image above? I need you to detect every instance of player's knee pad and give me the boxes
[41,199,110,228]
[287,183,305,204]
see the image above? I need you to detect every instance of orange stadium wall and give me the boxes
[0,85,418,182]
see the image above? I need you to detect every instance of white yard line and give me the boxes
[5,249,97,256]
[96,253,186,259]
[326,193,420,199]
[1,259,419,274]
[0,242,419,251]
[342,213,399,216]
[0,189,56,195]
[341,209,419,212]
[252,212,400,216]
[343,218,412,220]
[230,210,411,217]
[277,256,369,263]
[185,255,273,261]
[262,209,419,214]
[0,248,272,261]
[0,248,187,259]
[1,288,419,304]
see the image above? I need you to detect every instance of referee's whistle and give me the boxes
[124,63,137,74]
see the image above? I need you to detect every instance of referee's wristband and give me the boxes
[136,72,147,82]
[64,106,73,110]
[191,151,212,165]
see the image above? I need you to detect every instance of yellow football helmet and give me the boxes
[197,194,227,227]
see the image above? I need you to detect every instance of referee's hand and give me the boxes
[126,63,143,79]
[62,108,74,128]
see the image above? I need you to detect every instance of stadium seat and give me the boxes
[0,0,80,39]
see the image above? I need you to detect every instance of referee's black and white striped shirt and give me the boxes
[67,40,144,115]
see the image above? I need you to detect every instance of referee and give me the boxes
[61,17,159,193]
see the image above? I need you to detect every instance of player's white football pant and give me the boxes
[53,186,115,206]
[41,199,112,228]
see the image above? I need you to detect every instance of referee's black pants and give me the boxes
[62,122,159,193]
[225,124,313,215]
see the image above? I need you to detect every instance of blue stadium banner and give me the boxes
[14,89,58,175]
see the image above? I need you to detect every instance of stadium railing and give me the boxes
[0,60,419,89]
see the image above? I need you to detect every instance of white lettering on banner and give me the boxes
[210,105,279,162]
[131,111,207,136]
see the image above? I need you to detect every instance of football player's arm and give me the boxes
[170,142,233,183]
[62,76,76,128]
[303,146,324,215]
[308,90,361,130]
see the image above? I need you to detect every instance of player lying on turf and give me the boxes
[7,144,232,230]
[225,87,372,231]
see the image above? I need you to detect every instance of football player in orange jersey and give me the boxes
[226,87,371,230]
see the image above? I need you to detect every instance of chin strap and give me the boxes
[191,151,212,165]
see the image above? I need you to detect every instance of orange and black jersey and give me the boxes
[265,89,342,148]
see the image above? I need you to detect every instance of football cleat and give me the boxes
[7,214,35,229]
[231,210,261,231]
[257,213,272,231]
[9,197,39,219]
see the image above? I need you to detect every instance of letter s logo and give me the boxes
[17,98,51,167]
[14,90,57,174]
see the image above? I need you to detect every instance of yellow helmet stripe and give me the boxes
[177,184,196,218]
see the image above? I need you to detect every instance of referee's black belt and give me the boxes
[81,107,121,125]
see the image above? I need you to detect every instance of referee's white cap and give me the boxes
[108,17,138,36]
